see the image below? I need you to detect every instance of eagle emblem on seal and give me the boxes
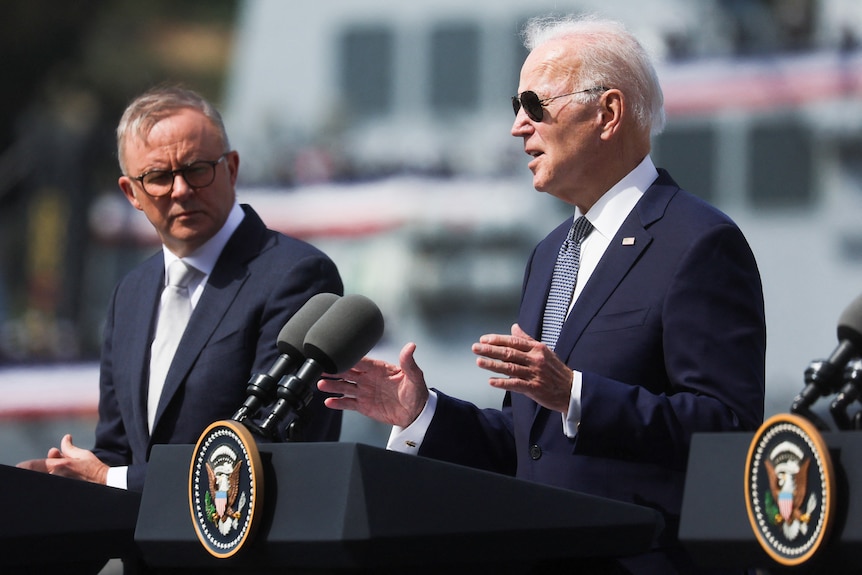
[764,440,816,540]
[204,445,247,535]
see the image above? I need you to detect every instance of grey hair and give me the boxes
[521,15,665,136]
[116,85,231,174]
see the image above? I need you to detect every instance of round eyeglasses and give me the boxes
[512,87,607,122]
[132,154,228,197]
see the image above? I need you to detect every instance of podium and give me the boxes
[0,463,141,568]
[136,442,663,573]
[680,431,862,573]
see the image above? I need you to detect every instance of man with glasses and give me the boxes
[319,15,765,575]
[18,86,344,492]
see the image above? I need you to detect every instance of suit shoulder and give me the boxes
[647,169,726,219]
[253,229,344,292]
[113,251,162,288]
[671,187,735,223]
[269,228,332,256]
[645,175,740,233]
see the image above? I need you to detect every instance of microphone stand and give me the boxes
[255,360,323,441]
[232,370,313,442]
[232,371,281,423]
[790,359,837,431]
[830,358,862,430]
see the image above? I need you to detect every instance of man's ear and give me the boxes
[118,176,143,211]
[226,150,240,187]
[598,89,624,140]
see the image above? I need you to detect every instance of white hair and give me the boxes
[521,15,666,135]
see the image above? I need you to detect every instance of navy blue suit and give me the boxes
[420,170,766,573]
[93,205,344,492]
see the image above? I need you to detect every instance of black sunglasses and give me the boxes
[511,87,606,122]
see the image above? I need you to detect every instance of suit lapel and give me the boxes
[150,206,269,435]
[130,256,166,443]
[551,219,651,362]
[552,171,678,365]
[521,172,679,426]
[520,218,572,341]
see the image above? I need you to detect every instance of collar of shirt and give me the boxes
[161,201,245,307]
[577,155,659,239]
[568,156,659,308]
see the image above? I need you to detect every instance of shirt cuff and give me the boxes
[106,465,128,490]
[562,370,582,438]
[386,389,438,454]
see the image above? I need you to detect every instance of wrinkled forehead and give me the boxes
[123,109,225,159]
[132,109,223,146]
[120,111,227,176]
[519,39,581,92]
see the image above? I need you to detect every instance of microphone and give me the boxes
[232,292,340,423]
[791,292,862,428]
[257,293,385,439]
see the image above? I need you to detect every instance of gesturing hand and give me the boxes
[472,323,574,413]
[318,342,430,428]
[16,434,109,485]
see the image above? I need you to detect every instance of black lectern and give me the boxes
[137,442,663,573]
[680,431,862,573]
[0,463,141,568]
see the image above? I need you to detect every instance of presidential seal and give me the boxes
[744,413,835,567]
[189,419,264,558]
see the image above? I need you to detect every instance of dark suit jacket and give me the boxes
[419,170,766,574]
[93,205,344,492]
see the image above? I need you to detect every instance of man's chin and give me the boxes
[531,178,553,196]
[530,175,546,192]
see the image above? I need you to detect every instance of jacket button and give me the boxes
[529,444,542,460]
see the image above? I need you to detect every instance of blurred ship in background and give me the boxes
[5,0,862,462]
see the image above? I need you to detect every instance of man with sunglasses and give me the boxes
[18,86,344,492]
[320,15,764,575]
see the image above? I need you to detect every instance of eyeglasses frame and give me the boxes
[131,153,229,197]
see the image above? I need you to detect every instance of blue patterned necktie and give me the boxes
[541,216,593,350]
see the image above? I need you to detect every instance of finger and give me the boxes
[399,342,424,383]
[323,395,359,411]
[60,434,78,456]
[475,354,510,376]
[17,459,50,473]
[317,377,356,396]
[477,353,535,384]
[477,332,533,354]
[511,323,535,342]
[477,332,507,346]
[340,358,384,382]
[59,434,95,461]
[488,376,526,391]
[399,342,417,362]
[328,357,376,379]
[473,340,528,367]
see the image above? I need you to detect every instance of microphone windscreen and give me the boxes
[277,293,341,358]
[303,294,384,373]
[838,292,862,348]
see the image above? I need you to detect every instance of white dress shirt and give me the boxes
[106,202,245,489]
[388,157,659,453]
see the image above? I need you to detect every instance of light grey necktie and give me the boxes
[148,259,198,432]
[541,216,593,351]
